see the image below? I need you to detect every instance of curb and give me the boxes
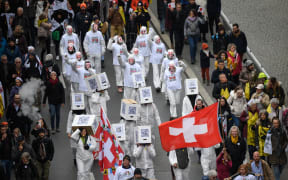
[148,8,215,106]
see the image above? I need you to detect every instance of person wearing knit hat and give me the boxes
[200,42,214,86]
[115,154,135,180]
[80,2,86,9]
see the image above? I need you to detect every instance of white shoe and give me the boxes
[56,56,60,61]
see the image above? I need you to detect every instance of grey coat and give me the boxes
[184,17,204,37]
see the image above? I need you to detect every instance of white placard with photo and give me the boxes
[71,93,85,110]
[112,123,126,141]
[132,72,146,88]
[134,126,151,144]
[72,115,97,135]
[120,99,139,120]
[95,72,110,90]
[85,74,98,91]
[139,86,153,104]
[185,78,199,95]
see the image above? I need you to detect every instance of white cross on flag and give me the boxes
[159,102,222,152]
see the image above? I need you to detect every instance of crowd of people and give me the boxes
[0,0,287,180]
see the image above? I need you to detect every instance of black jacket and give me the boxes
[75,11,92,34]
[200,50,214,68]
[212,81,236,100]
[212,32,228,55]
[228,31,247,54]
[206,0,221,16]
[0,132,12,160]
[12,142,36,166]
[225,136,246,175]
[0,62,13,88]
[157,0,166,20]
[16,160,39,180]
[170,9,186,32]
[211,67,232,84]
[43,80,65,105]
[32,136,54,163]
[41,63,61,83]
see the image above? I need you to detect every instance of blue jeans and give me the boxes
[187,35,199,63]
[160,18,165,32]
[272,164,285,180]
[1,160,12,180]
[49,104,61,130]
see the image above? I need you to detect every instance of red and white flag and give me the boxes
[94,108,124,180]
[159,102,222,152]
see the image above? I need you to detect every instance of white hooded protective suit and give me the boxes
[200,144,220,176]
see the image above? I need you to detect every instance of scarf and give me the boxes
[188,16,196,22]
[203,50,209,56]
[49,78,58,85]
[229,50,235,57]
[231,136,238,144]
[39,141,46,160]
[38,18,48,27]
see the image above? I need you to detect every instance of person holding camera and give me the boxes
[71,128,98,180]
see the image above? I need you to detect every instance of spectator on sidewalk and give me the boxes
[200,43,214,86]
[157,0,167,34]
[212,73,236,100]
[206,0,221,36]
[211,60,232,84]
[228,23,247,61]
[184,9,204,64]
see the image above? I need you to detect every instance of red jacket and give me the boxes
[216,152,232,180]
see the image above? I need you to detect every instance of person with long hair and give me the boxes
[216,147,232,180]
[233,164,256,180]
[265,77,285,107]
[218,97,232,139]
[227,43,241,85]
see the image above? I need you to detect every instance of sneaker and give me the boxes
[56,129,60,133]
[51,129,56,134]
[56,56,60,61]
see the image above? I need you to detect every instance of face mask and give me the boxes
[118,37,123,44]
[93,24,98,32]
[133,49,139,55]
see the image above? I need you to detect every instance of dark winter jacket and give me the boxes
[43,80,65,105]
[0,37,7,57]
[170,9,186,32]
[41,63,61,83]
[212,32,229,55]
[4,45,21,64]
[32,136,54,163]
[211,67,232,84]
[228,31,247,54]
[157,0,166,20]
[0,132,13,160]
[134,8,151,31]
[12,142,36,166]
[200,50,214,68]
[212,81,236,100]
[225,136,246,175]
[265,86,285,107]
[206,0,221,16]
[12,15,30,34]
[75,11,92,34]
[15,160,39,180]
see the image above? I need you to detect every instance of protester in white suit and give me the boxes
[150,35,166,91]
[133,143,156,179]
[71,128,98,180]
[107,35,128,92]
[83,23,106,73]
[200,144,220,177]
[89,90,110,118]
[131,48,145,76]
[169,148,194,180]
[62,43,76,81]
[182,95,203,116]
[164,61,186,119]
[114,155,135,180]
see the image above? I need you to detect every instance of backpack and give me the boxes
[175,148,189,169]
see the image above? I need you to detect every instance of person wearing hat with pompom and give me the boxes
[200,42,214,86]
[115,155,135,180]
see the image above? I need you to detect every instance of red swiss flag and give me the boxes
[159,102,222,152]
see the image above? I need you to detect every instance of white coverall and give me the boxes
[66,110,77,159]
[164,63,186,118]
[121,118,136,156]
[66,58,84,92]
[133,144,156,179]
[62,51,76,80]
[169,148,194,180]
[150,41,166,89]
[114,164,135,180]
[119,57,142,100]
[182,95,202,116]
[107,38,128,87]
[60,32,80,76]
[138,103,161,133]
[71,129,98,180]
[83,29,105,73]
[133,52,145,77]
[88,90,110,118]
[134,34,151,77]
[200,144,220,176]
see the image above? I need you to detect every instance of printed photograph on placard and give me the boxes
[142,88,151,98]
[188,80,197,90]
[116,126,122,133]
[100,74,107,84]
[141,128,149,138]
[128,106,136,115]
[75,94,82,103]
[88,78,97,90]
[78,116,90,125]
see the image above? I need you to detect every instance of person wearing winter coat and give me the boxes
[127,168,149,180]
[212,73,236,100]
[15,152,39,180]
[41,54,61,83]
[0,31,7,57]
[211,60,232,84]
[149,35,166,91]
[212,27,229,56]
[108,0,125,37]
[227,43,242,85]
[246,151,275,180]
[23,53,42,80]
[218,97,232,139]
[216,148,232,180]
[267,117,288,180]
[157,0,167,33]
[4,38,21,64]
[214,50,232,70]
[12,25,28,56]
[114,155,135,180]
[107,35,128,92]
[11,8,30,42]
[250,84,270,110]
[43,71,65,134]
[12,135,35,167]
[227,86,247,127]
[32,128,54,180]
[228,23,247,61]
[37,13,52,63]
[0,124,13,180]
[233,164,256,180]
[239,100,259,159]
[200,43,214,86]
[206,0,221,36]
[200,144,220,178]
[184,9,204,64]
[267,98,283,122]
[31,118,50,138]
[9,77,22,104]
[119,54,142,100]
[265,77,285,107]
[164,61,186,119]
[169,147,194,180]
[89,90,110,118]
[134,1,151,33]
[71,128,98,180]
[134,26,152,77]
[84,23,106,73]
[225,126,246,175]
[255,110,271,160]
[133,143,156,179]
